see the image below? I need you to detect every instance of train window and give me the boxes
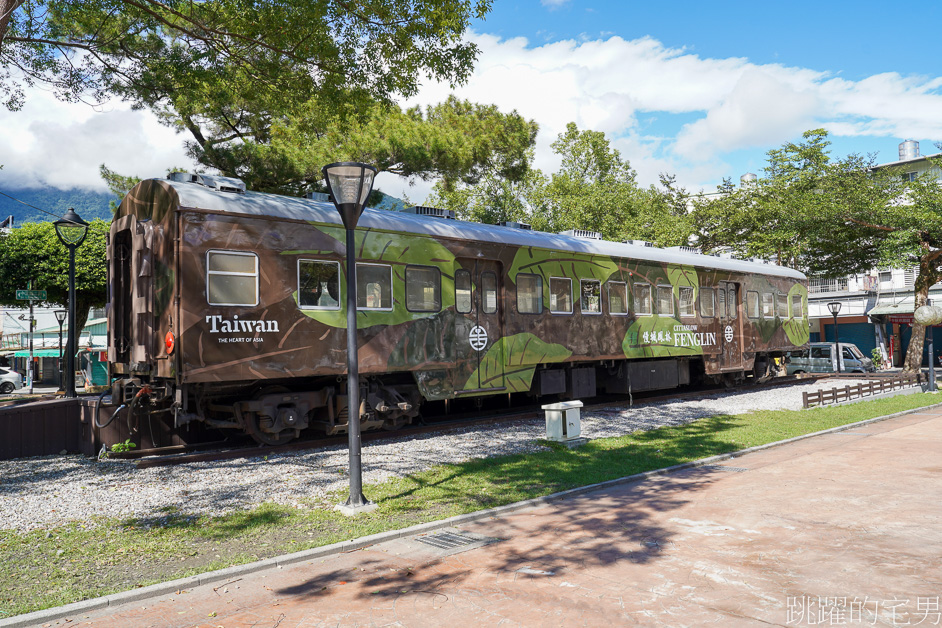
[762,293,774,318]
[455,270,472,313]
[777,294,788,318]
[678,286,695,318]
[791,294,803,319]
[656,285,673,316]
[516,273,542,313]
[700,287,715,318]
[550,277,573,314]
[298,260,341,310]
[206,250,259,306]
[747,291,760,319]
[482,272,498,314]
[728,284,737,320]
[406,265,441,312]
[608,281,628,315]
[356,263,393,310]
[717,287,726,319]
[580,279,601,314]
[633,283,652,315]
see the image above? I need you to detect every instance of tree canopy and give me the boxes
[189,95,539,196]
[693,128,942,372]
[1,0,491,112]
[0,220,108,334]
[428,121,692,246]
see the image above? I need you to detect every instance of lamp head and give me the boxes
[827,301,842,316]
[54,310,67,324]
[321,162,377,230]
[54,208,89,248]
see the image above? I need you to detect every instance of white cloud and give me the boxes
[387,31,942,198]
[5,30,942,202]
[0,90,193,191]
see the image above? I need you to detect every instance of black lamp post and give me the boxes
[322,162,377,514]
[828,301,842,373]
[54,309,67,391]
[54,208,89,398]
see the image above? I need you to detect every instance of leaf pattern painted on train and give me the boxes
[783,283,810,346]
[387,311,456,368]
[465,333,572,393]
[623,317,710,358]
[288,227,457,328]
[507,247,619,286]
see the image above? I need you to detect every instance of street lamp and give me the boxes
[54,309,67,391]
[54,208,89,398]
[827,301,842,373]
[322,162,377,514]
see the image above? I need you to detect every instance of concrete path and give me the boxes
[20,408,942,627]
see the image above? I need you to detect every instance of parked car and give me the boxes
[786,342,876,374]
[0,367,23,394]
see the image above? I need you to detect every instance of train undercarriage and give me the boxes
[103,354,783,447]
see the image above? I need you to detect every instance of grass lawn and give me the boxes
[1,392,939,619]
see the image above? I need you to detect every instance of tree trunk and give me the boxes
[902,255,939,373]
[0,0,25,51]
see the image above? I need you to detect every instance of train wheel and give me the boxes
[244,386,297,446]
[244,411,297,446]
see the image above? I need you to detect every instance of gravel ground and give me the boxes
[0,379,867,533]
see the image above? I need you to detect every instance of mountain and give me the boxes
[0,184,408,227]
[0,187,117,225]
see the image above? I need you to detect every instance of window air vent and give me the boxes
[168,172,246,194]
[305,191,332,202]
[561,229,602,240]
[624,239,653,247]
[499,220,532,230]
[668,245,700,254]
[404,206,456,219]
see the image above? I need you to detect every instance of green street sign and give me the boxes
[15,289,47,301]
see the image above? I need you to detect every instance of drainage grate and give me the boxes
[415,530,482,550]
[700,465,749,473]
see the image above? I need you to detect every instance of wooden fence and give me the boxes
[802,374,927,409]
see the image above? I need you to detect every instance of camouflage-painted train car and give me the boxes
[107,175,809,444]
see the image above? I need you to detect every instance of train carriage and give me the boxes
[106,174,809,445]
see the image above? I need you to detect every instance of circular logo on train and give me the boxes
[469,325,489,351]
[724,325,734,342]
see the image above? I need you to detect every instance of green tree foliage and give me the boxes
[693,128,942,373]
[0,220,108,333]
[429,122,690,246]
[1,0,490,112]
[190,96,538,196]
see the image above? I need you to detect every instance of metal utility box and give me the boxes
[542,400,582,441]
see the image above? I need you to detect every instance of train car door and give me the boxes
[717,281,743,371]
[454,259,505,393]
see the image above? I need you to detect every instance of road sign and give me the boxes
[15,289,46,301]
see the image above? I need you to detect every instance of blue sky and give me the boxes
[2,0,941,200]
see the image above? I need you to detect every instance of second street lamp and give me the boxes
[827,301,842,373]
[54,208,89,398]
[54,309,67,392]
[322,162,378,514]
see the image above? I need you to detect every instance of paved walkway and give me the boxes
[19,407,942,627]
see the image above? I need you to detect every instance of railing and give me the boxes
[802,374,925,408]
[808,277,850,294]
[0,333,22,350]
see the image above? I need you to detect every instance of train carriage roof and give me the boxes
[138,178,806,281]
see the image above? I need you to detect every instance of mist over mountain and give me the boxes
[0,185,407,226]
